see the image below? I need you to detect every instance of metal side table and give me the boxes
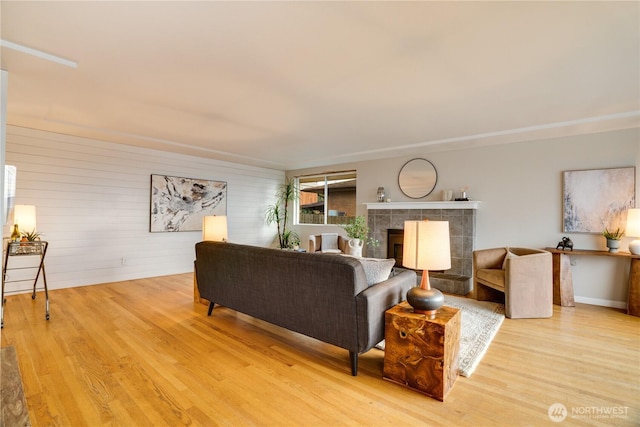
[1,241,49,328]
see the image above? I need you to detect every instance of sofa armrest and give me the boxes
[355,269,417,352]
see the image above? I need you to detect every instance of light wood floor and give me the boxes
[1,273,638,426]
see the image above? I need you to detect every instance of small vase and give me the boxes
[606,238,621,253]
[347,238,364,257]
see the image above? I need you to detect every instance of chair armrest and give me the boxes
[309,235,319,252]
[338,236,349,253]
[473,248,507,272]
[504,251,553,318]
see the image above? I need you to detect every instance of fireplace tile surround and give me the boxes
[365,202,478,295]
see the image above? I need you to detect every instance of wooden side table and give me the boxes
[383,302,460,401]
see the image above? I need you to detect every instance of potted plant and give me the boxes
[20,229,41,242]
[603,227,624,253]
[284,230,301,250]
[265,179,298,249]
[342,215,379,256]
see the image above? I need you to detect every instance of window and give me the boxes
[295,171,357,225]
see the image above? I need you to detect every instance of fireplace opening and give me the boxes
[387,229,405,267]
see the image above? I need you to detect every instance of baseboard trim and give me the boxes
[574,296,627,310]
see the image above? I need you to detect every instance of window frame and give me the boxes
[294,171,357,226]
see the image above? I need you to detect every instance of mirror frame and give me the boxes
[398,158,438,199]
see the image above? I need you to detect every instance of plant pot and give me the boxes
[606,238,621,253]
[346,238,363,257]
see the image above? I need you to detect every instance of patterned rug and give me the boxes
[1,346,31,426]
[376,295,505,377]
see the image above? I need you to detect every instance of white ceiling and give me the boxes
[1,1,639,171]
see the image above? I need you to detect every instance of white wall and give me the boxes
[5,126,282,290]
[288,128,640,308]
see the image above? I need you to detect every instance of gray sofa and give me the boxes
[195,241,416,375]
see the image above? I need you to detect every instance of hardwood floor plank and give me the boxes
[1,273,638,426]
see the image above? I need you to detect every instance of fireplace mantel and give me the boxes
[365,201,480,210]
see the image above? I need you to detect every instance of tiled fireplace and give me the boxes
[365,201,479,295]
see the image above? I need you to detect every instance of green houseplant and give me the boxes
[342,215,379,247]
[265,179,298,249]
[21,229,41,242]
[603,227,624,253]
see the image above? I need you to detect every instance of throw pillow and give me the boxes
[357,258,396,286]
[502,248,519,269]
[321,233,341,253]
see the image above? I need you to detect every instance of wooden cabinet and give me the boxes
[383,302,460,401]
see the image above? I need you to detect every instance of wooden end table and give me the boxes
[383,302,461,401]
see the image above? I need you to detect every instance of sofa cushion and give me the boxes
[357,257,396,286]
[476,268,505,291]
[502,249,519,269]
[321,233,341,253]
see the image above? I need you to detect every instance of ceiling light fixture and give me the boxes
[0,39,77,68]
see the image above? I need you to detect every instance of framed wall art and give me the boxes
[150,174,227,232]
[562,167,635,233]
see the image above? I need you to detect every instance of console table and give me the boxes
[544,248,639,316]
[1,241,50,328]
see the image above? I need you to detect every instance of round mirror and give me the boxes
[398,158,437,199]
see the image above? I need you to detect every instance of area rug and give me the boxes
[376,295,505,377]
[1,346,31,426]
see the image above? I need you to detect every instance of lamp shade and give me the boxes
[14,204,36,232]
[626,209,640,255]
[202,215,228,242]
[402,220,451,271]
[626,209,640,237]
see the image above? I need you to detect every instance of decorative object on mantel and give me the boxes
[403,220,450,317]
[454,186,469,201]
[555,237,573,251]
[626,208,640,255]
[377,187,385,202]
[398,158,437,199]
[603,227,624,253]
[342,215,378,257]
[562,167,635,233]
[441,189,453,201]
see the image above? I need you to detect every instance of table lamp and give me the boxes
[202,215,228,242]
[403,220,450,317]
[14,204,37,234]
[626,208,640,255]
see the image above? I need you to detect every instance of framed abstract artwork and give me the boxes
[150,174,227,232]
[562,167,635,233]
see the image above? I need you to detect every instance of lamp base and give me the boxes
[406,286,444,317]
[630,239,640,256]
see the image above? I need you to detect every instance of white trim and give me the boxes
[574,296,627,310]
[1,39,78,68]
[364,201,480,210]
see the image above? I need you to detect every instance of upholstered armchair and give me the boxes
[473,247,553,319]
[308,233,349,254]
